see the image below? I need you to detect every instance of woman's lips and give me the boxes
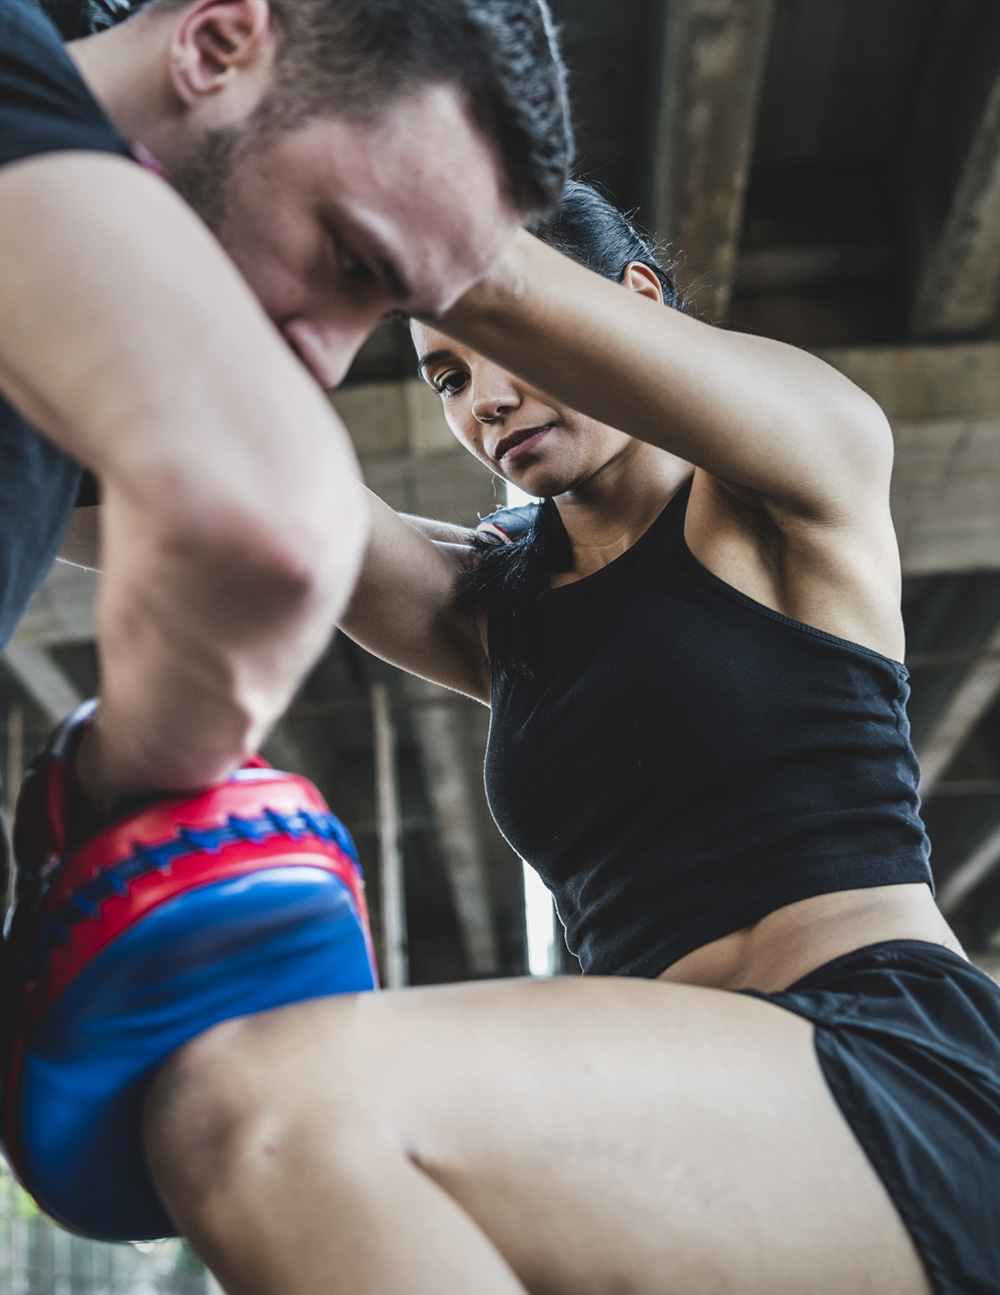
[496,424,552,461]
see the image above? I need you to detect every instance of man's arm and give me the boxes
[0,151,368,804]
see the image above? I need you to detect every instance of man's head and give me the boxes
[66,0,573,385]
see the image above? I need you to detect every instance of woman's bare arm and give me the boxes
[398,514,478,546]
[0,152,368,805]
[54,484,487,704]
[57,502,477,570]
[340,489,490,703]
[437,231,893,526]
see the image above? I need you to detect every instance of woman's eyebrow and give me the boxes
[416,348,458,377]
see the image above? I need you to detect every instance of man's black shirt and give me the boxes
[0,0,130,649]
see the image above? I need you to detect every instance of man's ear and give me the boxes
[622,260,664,305]
[167,0,274,108]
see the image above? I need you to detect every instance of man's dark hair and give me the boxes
[43,0,573,216]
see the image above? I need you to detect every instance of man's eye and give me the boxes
[339,246,374,284]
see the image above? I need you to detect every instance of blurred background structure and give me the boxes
[4,0,1000,1283]
[0,1160,217,1295]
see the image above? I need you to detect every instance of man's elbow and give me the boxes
[160,478,371,629]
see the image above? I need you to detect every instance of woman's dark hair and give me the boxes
[461,181,682,684]
[529,180,680,310]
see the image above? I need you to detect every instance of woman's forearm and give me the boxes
[438,230,892,520]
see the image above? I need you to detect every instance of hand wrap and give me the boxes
[2,702,377,1241]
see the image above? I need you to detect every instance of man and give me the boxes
[0,0,570,1246]
[0,0,570,821]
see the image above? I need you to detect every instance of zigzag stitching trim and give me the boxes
[20,809,359,979]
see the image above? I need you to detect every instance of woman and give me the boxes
[142,184,1000,1295]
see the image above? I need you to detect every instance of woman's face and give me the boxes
[411,322,634,499]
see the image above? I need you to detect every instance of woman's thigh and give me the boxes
[161,976,933,1295]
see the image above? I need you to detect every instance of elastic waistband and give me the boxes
[784,939,976,994]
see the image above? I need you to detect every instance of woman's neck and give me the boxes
[553,445,692,582]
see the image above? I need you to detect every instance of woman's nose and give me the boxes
[472,382,520,424]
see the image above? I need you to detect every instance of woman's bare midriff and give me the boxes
[657,883,966,993]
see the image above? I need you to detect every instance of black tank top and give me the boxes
[484,478,933,977]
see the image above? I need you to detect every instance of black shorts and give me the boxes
[745,940,1000,1295]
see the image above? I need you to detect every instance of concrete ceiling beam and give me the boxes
[815,343,1000,576]
[649,0,775,322]
[813,342,1000,420]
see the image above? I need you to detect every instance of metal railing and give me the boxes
[0,1162,213,1295]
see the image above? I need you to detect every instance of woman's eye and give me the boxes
[435,372,468,398]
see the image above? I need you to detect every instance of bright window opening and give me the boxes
[505,482,557,976]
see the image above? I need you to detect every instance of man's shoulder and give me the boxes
[0,0,129,172]
[1,0,78,80]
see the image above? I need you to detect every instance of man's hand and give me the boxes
[5,698,377,1242]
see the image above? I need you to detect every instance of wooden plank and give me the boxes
[814,342,1000,419]
[649,0,775,321]
[411,693,500,976]
[909,5,1000,336]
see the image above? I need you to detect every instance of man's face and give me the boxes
[175,84,520,389]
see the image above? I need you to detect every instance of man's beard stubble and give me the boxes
[167,125,243,238]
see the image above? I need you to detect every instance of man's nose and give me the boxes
[282,315,377,390]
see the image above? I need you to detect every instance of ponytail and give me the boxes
[458,499,572,685]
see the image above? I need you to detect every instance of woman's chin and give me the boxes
[504,466,575,500]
